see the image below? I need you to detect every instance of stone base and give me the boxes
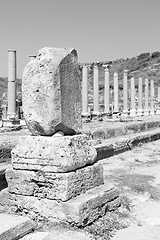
[91,112,103,121]
[6,163,103,201]
[2,119,20,128]
[1,184,120,226]
[137,109,143,116]
[81,112,91,123]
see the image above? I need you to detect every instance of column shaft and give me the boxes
[130,77,136,117]
[150,79,155,115]
[113,72,119,113]
[122,70,128,116]
[7,50,16,119]
[137,77,143,116]
[82,65,89,117]
[104,66,109,114]
[144,78,149,116]
[93,64,100,115]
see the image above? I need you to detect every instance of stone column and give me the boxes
[144,78,149,116]
[113,72,119,114]
[29,55,36,61]
[137,77,143,116]
[104,65,110,116]
[130,77,136,117]
[93,63,101,119]
[122,70,128,117]
[156,87,160,114]
[82,65,90,121]
[150,79,155,115]
[7,50,16,119]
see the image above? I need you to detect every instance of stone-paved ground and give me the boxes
[94,140,160,240]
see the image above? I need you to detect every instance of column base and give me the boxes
[130,109,136,117]
[7,113,16,119]
[156,109,160,115]
[91,111,103,121]
[137,109,143,116]
[81,112,91,123]
[143,109,149,116]
[2,119,20,128]
[121,110,129,118]
[150,109,155,116]
[112,112,120,120]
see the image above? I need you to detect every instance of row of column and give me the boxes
[6,51,36,121]
[82,64,160,119]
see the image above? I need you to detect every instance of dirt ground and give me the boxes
[97,140,160,240]
[1,126,160,239]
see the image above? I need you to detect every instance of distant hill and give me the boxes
[1,51,160,108]
[80,51,160,107]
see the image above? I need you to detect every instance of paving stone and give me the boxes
[0,213,35,240]
[21,230,94,240]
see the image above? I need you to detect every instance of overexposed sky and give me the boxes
[0,0,160,77]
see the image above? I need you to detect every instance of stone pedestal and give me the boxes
[5,134,120,226]
[104,65,110,116]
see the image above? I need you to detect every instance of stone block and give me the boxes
[0,213,35,240]
[62,184,120,226]
[11,134,97,173]
[4,184,120,226]
[6,163,103,201]
[22,47,82,136]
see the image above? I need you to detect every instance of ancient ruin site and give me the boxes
[1,1,160,240]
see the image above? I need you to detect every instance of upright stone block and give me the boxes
[22,47,82,136]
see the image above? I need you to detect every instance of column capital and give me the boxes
[8,49,16,52]
[103,64,109,71]
[83,64,88,68]
[94,63,98,69]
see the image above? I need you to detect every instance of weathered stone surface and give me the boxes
[6,163,103,201]
[3,184,120,226]
[21,230,94,240]
[62,184,120,226]
[12,135,97,173]
[22,47,82,136]
[0,213,35,240]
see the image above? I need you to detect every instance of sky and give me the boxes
[0,0,160,78]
